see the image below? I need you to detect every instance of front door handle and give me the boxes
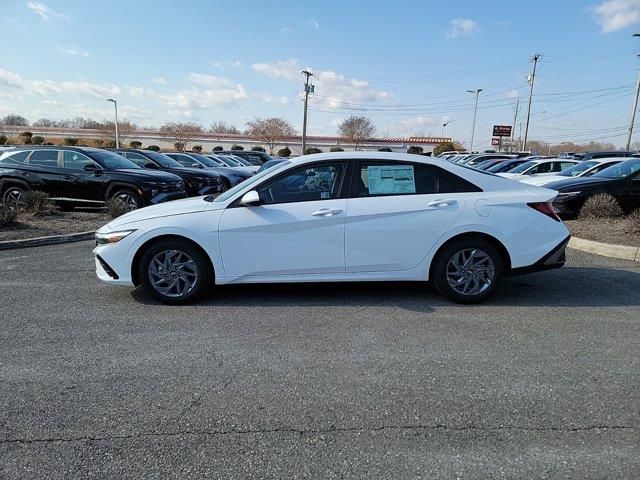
[427,199,457,208]
[62,175,76,181]
[312,208,343,217]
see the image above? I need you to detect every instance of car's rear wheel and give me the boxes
[138,239,212,304]
[431,238,503,304]
[2,185,28,209]
[110,189,141,211]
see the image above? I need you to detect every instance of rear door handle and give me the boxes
[312,208,343,217]
[427,199,457,208]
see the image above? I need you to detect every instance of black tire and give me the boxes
[137,239,213,305]
[431,238,503,304]
[110,189,141,211]
[2,185,28,209]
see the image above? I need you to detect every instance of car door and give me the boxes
[620,168,640,210]
[218,161,348,278]
[60,150,106,201]
[344,161,469,273]
[24,149,66,197]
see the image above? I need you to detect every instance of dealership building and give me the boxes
[0,126,451,155]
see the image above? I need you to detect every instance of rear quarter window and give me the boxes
[0,150,31,165]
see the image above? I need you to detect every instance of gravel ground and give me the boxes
[566,218,640,247]
[0,211,108,241]
[0,243,639,479]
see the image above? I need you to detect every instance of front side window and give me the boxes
[63,151,95,170]
[257,163,345,204]
[528,162,552,174]
[167,154,195,167]
[122,152,149,167]
[29,150,59,167]
[0,150,31,165]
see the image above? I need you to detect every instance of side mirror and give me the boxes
[240,190,261,206]
[145,162,159,169]
[192,163,203,169]
[83,163,101,172]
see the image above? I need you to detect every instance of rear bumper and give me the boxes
[508,235,570,277]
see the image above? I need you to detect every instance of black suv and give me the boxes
[114,149,223,197]
[0,146,186,210]
[219,150,272,165]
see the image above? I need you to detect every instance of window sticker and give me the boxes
[367,165,416,194]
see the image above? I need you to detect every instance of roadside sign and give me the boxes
[492,125,512,137]
[491,138,500,146]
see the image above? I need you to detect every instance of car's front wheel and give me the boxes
[431,238,503,304]
[2,185,28,209]
[110,189,141,211]
[138,239,212,304]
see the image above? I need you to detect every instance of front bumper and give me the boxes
[508,235,570,277]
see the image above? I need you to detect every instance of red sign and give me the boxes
[491,138,500,146]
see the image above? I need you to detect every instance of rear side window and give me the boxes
[355,162,480,197]
[166,154,192,167]
[0,150,30,165]
[29,150,59,167]
[63,151,95,170]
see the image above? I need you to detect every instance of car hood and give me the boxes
[497,173,521,178]
[520,175,566,186]
[544,176,617,191]
[165,167,219,177]
[114,169,182,182]
[103,196,211,230]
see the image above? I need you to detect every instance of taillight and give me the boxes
[528,202,561,222]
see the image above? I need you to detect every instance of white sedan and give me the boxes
[498,158,580,179]
[93,152,570,304]
[518,158,624,187]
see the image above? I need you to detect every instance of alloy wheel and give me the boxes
[4,189,25,209]
[446,248,495,296]
[115,192,138,211]
[147,249,199,298]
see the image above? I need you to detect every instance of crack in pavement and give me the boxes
[0,424,635,446]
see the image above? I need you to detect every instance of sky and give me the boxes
[2,0,640,150]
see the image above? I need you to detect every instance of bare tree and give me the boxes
[159,122,205,151]
[209,121,241,135]
[98,119,137,146]
[245,117,295,154]
[0,114,29,126]
[337,115,376,150]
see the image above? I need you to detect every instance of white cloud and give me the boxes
[229,60,243,67]
[281,26,291,33]
[127,86,156,98]
[446,18,478,39]
[505,89,519,99]
[57,45,90,58]
[308,18,320,29]
[594,0,640,32]
[161,73,248,109]
[26,2,69,21]
[252,58,300,81]
[153,76,167,85]
[254,93,291,105]
[312,70,393,109]
[393,116,436,135]
[0,67,120,98]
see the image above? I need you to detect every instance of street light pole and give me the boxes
[467,89,482,153]
[106,98,119,148]
[441,120,450,138]
[301,70,314,155]
[626,35,640,151]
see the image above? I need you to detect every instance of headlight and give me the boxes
[555,191,582,201]
[95,230,136,244]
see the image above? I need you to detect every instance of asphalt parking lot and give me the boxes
[1,242,639,479]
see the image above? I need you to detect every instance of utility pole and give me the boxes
[511,99,519,152]
[467,89,482,153]
[523,54,540,151]
[301,70,314,155]
[626,35,640,150]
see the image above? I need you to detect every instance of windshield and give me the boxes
[231,155,252,166]
[218,156,241,166]
[141,150,184,168]
[204,155,225,166]
[557,160,598,177]
[214,160,290,202]
[90,150,141,170]
[508,161,537,174]
[593,159,640,179]
[189,153,220,167]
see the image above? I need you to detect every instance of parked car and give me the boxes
[206,154,259,174]
[164,152,252,190]
[0,146,186,210]
[519,158,624,187]
[571,151,637,161]
[93,152,569,305]
[548,158,640,217]
[485,158,531,173]
[464,154,517,167]
[113,149,223,197]
[219,150,273,165]
[498,159,581,178]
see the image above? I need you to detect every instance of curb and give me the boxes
[569,237,640,263]
[0,231,95,251]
